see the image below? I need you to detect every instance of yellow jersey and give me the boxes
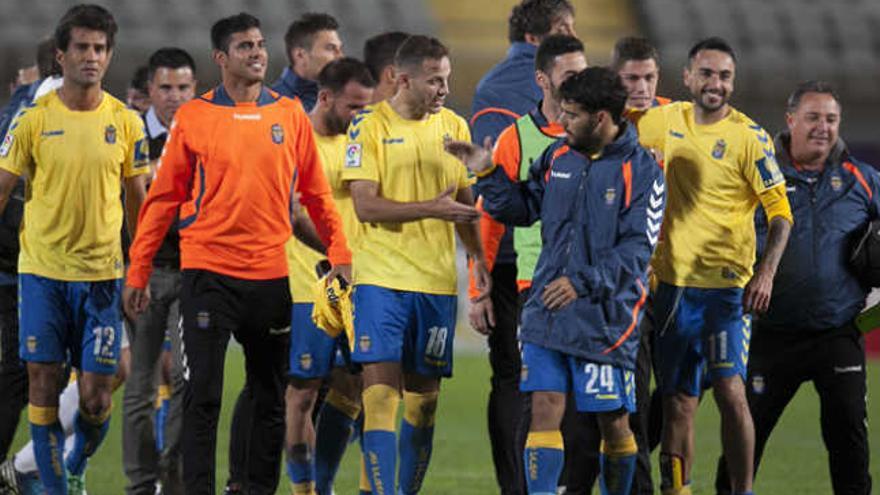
[286,132,356,303]
[340,100,471,295]
[0,91,148,281]
[637,101,789,288]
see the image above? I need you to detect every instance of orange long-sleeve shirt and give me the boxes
[127,86,350,288]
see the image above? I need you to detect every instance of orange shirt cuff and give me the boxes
[126,264,153,289]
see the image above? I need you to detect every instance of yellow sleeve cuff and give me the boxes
[760,184,793,224]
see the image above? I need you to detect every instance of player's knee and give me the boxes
[664,394,698,425]
[597,409,632,440]
[530,391,566,430]
[286,382,320,415]
[712,377,748,415]
[325,387,362,420]
[329,367,362,400]
[402,390,438,428]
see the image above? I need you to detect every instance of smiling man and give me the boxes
[637,38,793,495]
[0,5,149,494]
[123,13,351,495]
[343,35,490,494]
[715,81,876,495]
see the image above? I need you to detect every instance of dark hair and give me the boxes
[318,57,376,93]
[559,67,628,124]
[611,36,659,70]
[688,36,736,64]
[147,47,196,81]
[55,4,117,51]
[535,34,583,74]
[786,80,841,113]
[284,13,339,63]
[36,37,61,78]
[211,13,261,52]
[394,35,449,70]
[508,0,574,43]
[363,31,410,81]
[129,65,149,93]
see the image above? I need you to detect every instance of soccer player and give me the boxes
[468,33,586,495]
[284,57,374,495]
[121,47,197,495]
[470,2,579,492]
[0,36,62,464]
[715,81,875,495]
[343,35,489,494]
[123,13,351,495]
[272,13,344,111]
[363,31,410,103]
[0,5,149,494]
[636,37,793,495]
[612,35,670,494]
[448,66,665,495]
[613,36,670,118]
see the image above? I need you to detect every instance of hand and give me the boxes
[471,257,492,302]
[743,267,774,314]
[123,285,151,321]
[468,297,496,335]
[542,276,577,310]
[444,136,494,174]
[429,185,480,223]
[327,263,352,286]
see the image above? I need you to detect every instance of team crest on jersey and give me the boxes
[830,175,842,191]
[196,311,210,329]
[104,125,117,144]
[712,139,727,159]
[359,335,371,353]
[299,353,313,371]
[345,143,362,168]
[605,188,617,205]
[0,134,12,157]
[26,336,37,353]
[271,123,284,144]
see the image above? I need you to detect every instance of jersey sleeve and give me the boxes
[126,111,196,288]
[455,116,474,190]
[291,107,351,266]
[635,106,667,154]
[339,111,380,183]
[742,125,785,194]
[123,109,150,178]
[0,108,35,176]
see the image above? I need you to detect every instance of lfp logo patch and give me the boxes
[0,134,13,157]
[345,143,362,168]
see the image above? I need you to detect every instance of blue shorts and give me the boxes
[351,285,456,377]
[653,282,751,396]
[19,274,123,375]
[520,342,636,413]
[289,302,349,379]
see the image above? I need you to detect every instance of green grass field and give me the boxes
[9,349,880,494]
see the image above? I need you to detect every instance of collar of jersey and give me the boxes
[205,84,279,107]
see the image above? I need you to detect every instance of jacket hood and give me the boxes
[774,130,849,170]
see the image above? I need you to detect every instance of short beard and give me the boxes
[567,114,602,154]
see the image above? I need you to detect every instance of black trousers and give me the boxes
[179,270,291,495]
[715,324,872,495]
[485,263,527,495]
[0,283,26,461]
